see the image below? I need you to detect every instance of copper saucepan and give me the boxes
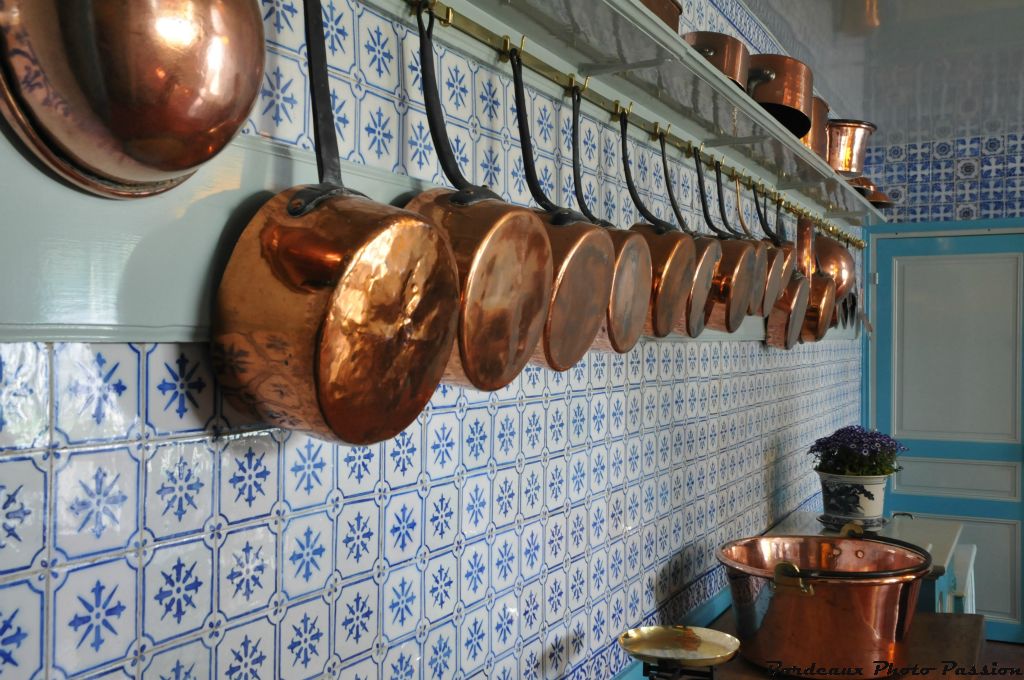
[659,133,722,339]
[800,96,830,161]
[740,180,790,315]
[764,215,810,350]
[405,7,553,391]
[694,154,756,333]
[816,234,856,301]
[508,49,615,370]
[213,0,460,444]
[726,174,771,317]
[0,0,264,198]
[683,31,750,89]
[747,55,814,137]
[826,119,877,177]
[797,218,837,342]
[620,110,696,338]
[570,87,653,354]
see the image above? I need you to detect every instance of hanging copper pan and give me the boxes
[508,49,614,370]
[570,87,653,354]
[658,133,722,339]
[727,175,772,316]
[816,234,856,301]
[747,55,814,137]
[683,32,750,89]
[405,7,553,391]
[797,218,837,342]
[693,153,756,333]
[765,216,810,350]
[0,0,264,198]
[746,181,793,314]
[800,96,830,161]
[212,0,460,445]
[619,110,696,338]
[826,119,877,177]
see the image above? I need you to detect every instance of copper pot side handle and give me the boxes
[746,67,776,96]
[260,224,347,292]
[698,46,716,58]
[840,522,866,538]
[772,561,814,596]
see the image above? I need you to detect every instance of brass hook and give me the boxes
[566,74,591,95]
[651,122,671,140]
[499,34,525,60]
[439,6,454,26]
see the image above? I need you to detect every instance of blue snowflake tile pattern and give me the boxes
[439,50,471,122]
[280,598,328,679]
[358,12,399,92]
[218,524,275,620]
[219,433,279,523]
[0,453,46,575]
[142,539,212,644]
[458,605,488,674]
[215,618,275,680]
[283,433,332,511]
[337,439,380,498]
[145,344,214,436]
[383,642,419,680]
[55,343,141,445]
[322,73,357,161]
[461,475,489,539]
[321,0,356,74]
[491,531,518,592]
[424,412,458,481]
[52,557,137,677]
[143,440,213,542]
[142,638,211,680]
[0,343,48,452]
[358,92,400,173]
[336,498,378,576]
[54,446,138,561]
[251,49,306,146]
[283,512,331,598]
[383,420,422,488]
[460,541,488,608]
[384,491,422,566]
[403,108,438,182]
[0,578,43,679]
[382,565,419,641]
[423,621,456,680]
[424,482,458,552]
[424,552,458,622]
[335,579,377,662]
[491,469,518,528]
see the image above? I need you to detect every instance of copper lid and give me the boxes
[765,274,810,350]
[680,237,722,337]
[602,230,654,353]
[683,31,751,89]
[747,55,814,137]
[631,225,695,337]
[705,239,756,334]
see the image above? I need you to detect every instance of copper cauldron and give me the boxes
[570,86,653,354]
[0,0,264,198]
[718,534,932,676]
[765,214,809,350]
[747,55,814,137]
[620,111,696,338]
[509,49,614,370]
[213,0,459,445]
[801,96,830,160]
[405,7,553,390]
[827,119,877,177]
[683,31,750,89]
[797,218,837,342]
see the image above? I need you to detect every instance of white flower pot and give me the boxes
[817,471,890,530]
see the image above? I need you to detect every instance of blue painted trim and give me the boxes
[869,217,1024,236]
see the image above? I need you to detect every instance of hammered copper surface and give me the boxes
[406,188,553,390]
[747,54,814,137]
[677,237,722,338]
[826,119,877,177]
[683,31,750,89]
[761,246,788,314]
[630,224,696,337]
[0,0,264,197]
[800,96,830,160]
[718,535,931,677]
[536,216,615,371]
[704,240,756,333]
[816,234,856,300]
[797,218,837,343]
[765,271,810,349]
[594,230,654,354]
[214,189,460,445]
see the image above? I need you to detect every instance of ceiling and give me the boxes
[741,0,1024,144]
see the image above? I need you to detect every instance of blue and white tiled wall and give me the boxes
[0,1,862,679]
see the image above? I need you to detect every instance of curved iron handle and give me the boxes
[658,133,695,235]
[571,86,613,227]
[753,183,781,245]
[714,161,745,237]
[772,561,814,596]
[303,0,343,187]
[509,48,559,213]
[733,176,754,237]
[619,110,676,234]
[693,149,729,238]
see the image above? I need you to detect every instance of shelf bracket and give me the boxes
[578,56,672,76]
[704,134,771,148]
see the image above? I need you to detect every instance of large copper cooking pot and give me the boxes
[0,0,264,198]
[765,213,809,350]
[405,8,553,390]
[571,87,653,354]
[827,119,877,177]
[718,534,932,676]
[747,54,814,137]
[508,49,614,370]
[683,31,750,89]
[213,0,459,445]
[800,96,830,160]
[620,111,696,338]
[694,154,756,333]
[797,218,837,342]
[659,133,722,339]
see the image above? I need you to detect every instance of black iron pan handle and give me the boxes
[571,86,613,227]
[509,48,560,213]
[619,110,675,234]
[714,160,745,237]
[693,151,729,238]
[658,133,695,235]
[753,183,781,245]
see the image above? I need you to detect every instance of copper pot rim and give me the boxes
[827,118,878,132]
[606,230,654,352]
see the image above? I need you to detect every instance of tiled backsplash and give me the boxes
[0,0,863,679]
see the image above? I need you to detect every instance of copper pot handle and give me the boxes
[746,66,776,96]
[753,183,782,245]
[659,132,697,235]
[714,160,746,238]
[772,561,814,596]
[570,86,614,227]
[619,110,677,234]
[733,176,755,238]
[693,152,731,238]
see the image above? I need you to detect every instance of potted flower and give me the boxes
[809,425,908,529]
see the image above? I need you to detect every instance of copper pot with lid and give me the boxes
[747,55,814,137]
[0,0,264,198]
[800,96,830,160]
[619,110,696,338]
[508,49,615,370]
[405,7,553,390]
[570,87,653,354]
[826,119,877,177]
[797,218,837,342]
[212,0,460,445]
[683,31,750,89]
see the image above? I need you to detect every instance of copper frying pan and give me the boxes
[752,183,795,310]
[658,133,722,339]
[405,7,553,390]
[619,110,696,337]
[570,87,653,354]
[508,49,615,370]
[816,234,856,301]
[212,0,460,444]
[694,154,756,333]
[797,218,837,342]
[765,216,811,350]
[726,174,771,316]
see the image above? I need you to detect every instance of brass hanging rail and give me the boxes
[410,0,866,250]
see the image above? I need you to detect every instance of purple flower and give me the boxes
[809,425,907,475]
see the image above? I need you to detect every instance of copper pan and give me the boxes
[765,215,810,350]
[683,32,750,89]
[747,55,814,137]
[693,153,756,333]
[728,175,773,316]
[212,0,460,445]
[797,218,837,342]
[826,119,877,177]
[570,87,653,354]
[619,110,696,338]
[816,234,856,301]
[659,132,722,339]
[800,96,830,160]
[0,0,264,198]
[747,181,794,313]
[508,49,614,371]
[405,8,553,390]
